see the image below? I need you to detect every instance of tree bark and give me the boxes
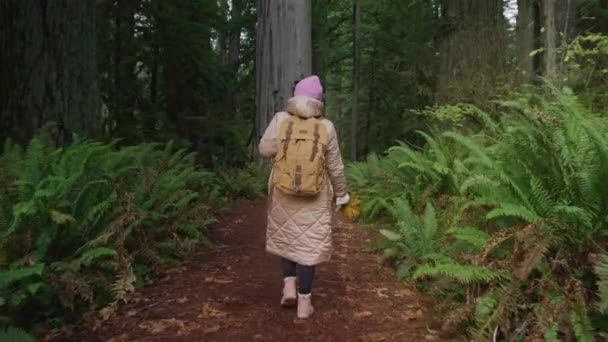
[436,0,505,104]
[556,0,576,74]
[599,0,608,33]
[516,0,538,82]
[255,0,313,151]
[350,0,360,161]
[312,0,329,79]
[543,0,558,80]
[364,42,378,158]
[112,0,138,141]
[228,0,243,68]
[0,0,99,144]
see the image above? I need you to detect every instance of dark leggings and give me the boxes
[281,258,315,295]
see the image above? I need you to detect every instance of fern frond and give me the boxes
[594,254,608,314]
[0,326,36,342]
[514,243,549,281]
[570,302,595,342]
[0,264,44,289]
[111,265,136,303]
[21,138,46,199]
[460,174,499,195]
[471,283,518,341]
[486,203,540,223]
[49,209,76,225]
[422,202,438,252]
[551,205,593,229]
[412,262,504,284]
[76,247,117,267]
[379,229,400,241]
[447,226,489,249]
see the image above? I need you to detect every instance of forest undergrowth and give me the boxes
[0,134,265,340]
[348,85,608,341]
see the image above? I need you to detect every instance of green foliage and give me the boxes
[413,262,505,284]
[375,198,445,277]
[212,164,267,202]
[595,255,608,315]
[319,0,439,158]
[0,137,262,336]
[0,326,36,342]
[565,33,608,111]
[95,0,257,166]
[349,86,608,339]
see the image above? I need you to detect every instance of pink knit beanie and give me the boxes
[293,75,323,101]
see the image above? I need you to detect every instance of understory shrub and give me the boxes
[348,85,608,341]
[0,137,263,339]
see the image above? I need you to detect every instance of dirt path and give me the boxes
[59,201,457,341]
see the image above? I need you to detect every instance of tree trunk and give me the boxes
[150,42,159,105]
[350,0,361,161]
[223,0,244,117]
[543,0,558,80]
[312,0,329,79]
[556,0,576,74]
[255,0,313,150]
[364,42,378,158]
[0,0,99,144]
[436,0,505,104]
[599,0,608,33]
[228,0,243,68]
[516,0,538,82]
[112,0,138,141]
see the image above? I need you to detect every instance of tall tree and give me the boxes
[112,0,139,141]
[544,0,558,80]
[256,0,313,146]
[543,0,577,80]
[350,0,361,160]
[0,0,99,143]
[517,0,542,82]
[436,0,506,104]
[228,0,244,68]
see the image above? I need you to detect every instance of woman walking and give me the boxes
[258,75,350,319]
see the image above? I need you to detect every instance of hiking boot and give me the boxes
[297,293,314,318]
[280,277,297,308]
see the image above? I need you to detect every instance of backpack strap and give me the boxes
[294,164,302,192]
[283,118,294,156]
[310,122,321,162]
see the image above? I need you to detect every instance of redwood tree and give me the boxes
[0,0,100,143]
[436,0,506,104]
[255,0,313,148]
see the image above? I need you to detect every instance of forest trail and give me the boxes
[60,201,456,341]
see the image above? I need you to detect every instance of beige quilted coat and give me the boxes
[259,96,348,266]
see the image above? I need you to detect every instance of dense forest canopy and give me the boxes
[2,0,608,340]
[2,0,605,163]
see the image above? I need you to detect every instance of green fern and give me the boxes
[571,302,596,342]
[0,264,44,289]
[75,247,117,267]
[0,136,258,335]
[485,203,540,223]
[471,284,518,341]
[447,226,489,249]
[111,265,136,303]
[412,262,505,284]
[0,326,36,342]
[344,86,608,337]
[595,255,608,314]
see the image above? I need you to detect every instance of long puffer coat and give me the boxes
[258,95,347,266]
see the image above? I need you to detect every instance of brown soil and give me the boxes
[51,201,460,341]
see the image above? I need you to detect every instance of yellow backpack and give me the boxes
[273,115,328,196]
